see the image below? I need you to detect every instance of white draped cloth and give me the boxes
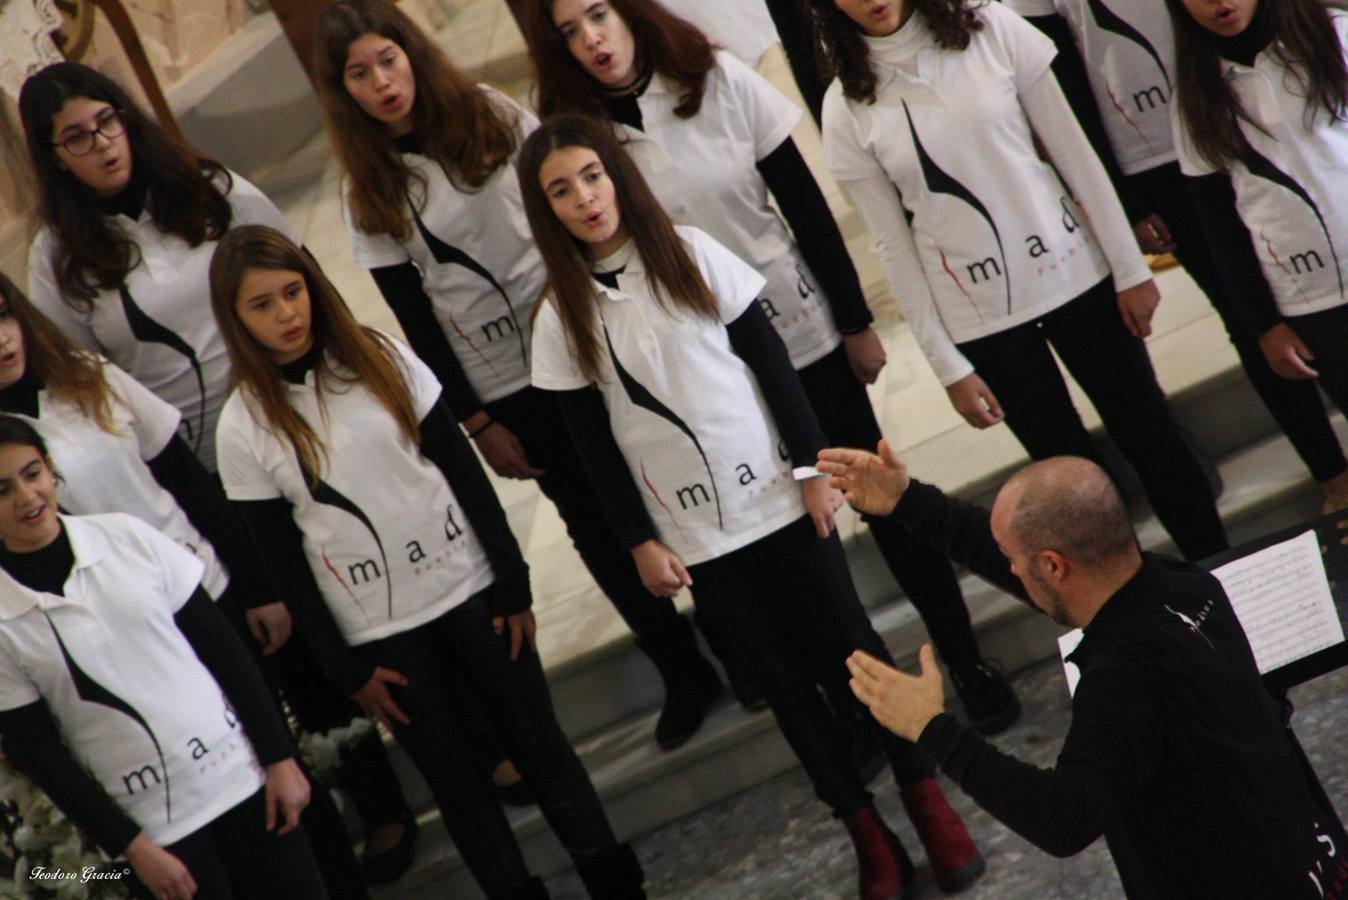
[0,0,63,101]
[657,0,780,66]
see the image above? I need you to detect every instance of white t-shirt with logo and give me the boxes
[1005,0,1177,174]
[27,171,301,472]
[345,88,543,405]
[531,227,806,566]
[17,359,228,599]
[621,51,842,369]
[216,335,493,645]
[0,513,263,846]
[1172,12,1348,318]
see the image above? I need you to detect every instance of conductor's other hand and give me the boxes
[847,644,946,743]
[817,439,910,517]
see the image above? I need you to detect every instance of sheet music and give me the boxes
[1212,530,1345,674]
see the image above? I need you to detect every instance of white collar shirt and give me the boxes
[18,359,227,598]
[215,335,493,645]
[621,51,842,369]
[822,3,1111,345]
[1005,0,1177,174]
[1173,13,1348,318]
[531,228,805,565]
[345,88,543,404]
[26,171,300,471]
[0,514,262,846]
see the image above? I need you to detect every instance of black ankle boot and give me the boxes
[635,616,724,750]
[949,661,1019,736]
[574,844,646,899]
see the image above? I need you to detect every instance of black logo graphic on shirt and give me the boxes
[300,464,394,619]
[1086,0,1172,94]
[601,322,723,529]
[411,207,529,368]
[46,614,171,823]
[445,503,464,541]
[1245,147,1345,299]
[119,285,207,455]
[902,101,1010,313]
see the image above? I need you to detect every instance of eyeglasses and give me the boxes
[52,109,128,157]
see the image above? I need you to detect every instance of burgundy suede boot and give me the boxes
[899,778,986,893]
[842,805,915,900]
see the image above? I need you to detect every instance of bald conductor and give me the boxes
[816,442,1346,899]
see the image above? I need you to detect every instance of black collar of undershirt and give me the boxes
[601,59,655,132]
[394,131,425,156]
[279,342,325,386]
[1208,0,1274,68]
[96,174,148,221]
[1065,553,1165,670]
[0,523,74,597]
[593,266,625,290]
[0,368,43,419]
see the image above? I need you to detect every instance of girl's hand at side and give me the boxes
[944,373,1004,429]
[492,610,538,661]
[263,758,311,835]
[463,412,545,480]
[843,328,888,384]
[631,540,692,597]
[1117,279,1161,338]
[125,834,196,900]
[802,475,844,538]
[351,667,411,731]
[1258,322,1318,380]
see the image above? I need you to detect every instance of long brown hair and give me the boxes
[1167,0,1348,169]
[18,63,233,308]
[208,225,421,483]
[0,270,117,432]
[314,0,520,242]
[522,0,715,120]
[806,0,983,104]
[517,113,718,383]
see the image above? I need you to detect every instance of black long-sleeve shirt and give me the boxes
[554,298,825,552]
[231,349,531,695]
[0,534,292,858]
[889,480,1338,897]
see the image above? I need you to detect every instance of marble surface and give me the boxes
[537,658,1348,899]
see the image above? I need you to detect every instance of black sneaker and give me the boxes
[949,662,1020,736]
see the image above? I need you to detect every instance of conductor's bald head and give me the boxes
[990,457,1140,627]
[1003,457,1136,564]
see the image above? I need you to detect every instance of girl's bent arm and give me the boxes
[173,586,296,765]
[1018,70,1151,292]
[725,301,827,466]
[231,498,376,695]
[417,399,532,615]
[0,700,143,856]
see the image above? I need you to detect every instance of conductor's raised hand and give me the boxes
[847,644,946,743]
[263,758,311,835]
[352,666,411,731]
[817,439,910,517]
[632,539,692,597]
[1117,279,1161,338]
[1258,322,1319,380]
[944,372,1004,429]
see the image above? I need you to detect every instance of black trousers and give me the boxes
[486,387,681,638]
[800,345,984,672]
[130,788,327,900]
[1126,161,1347,482]
[958,277,1228,561]
[355,590,618,899]
[689,517,933,817]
